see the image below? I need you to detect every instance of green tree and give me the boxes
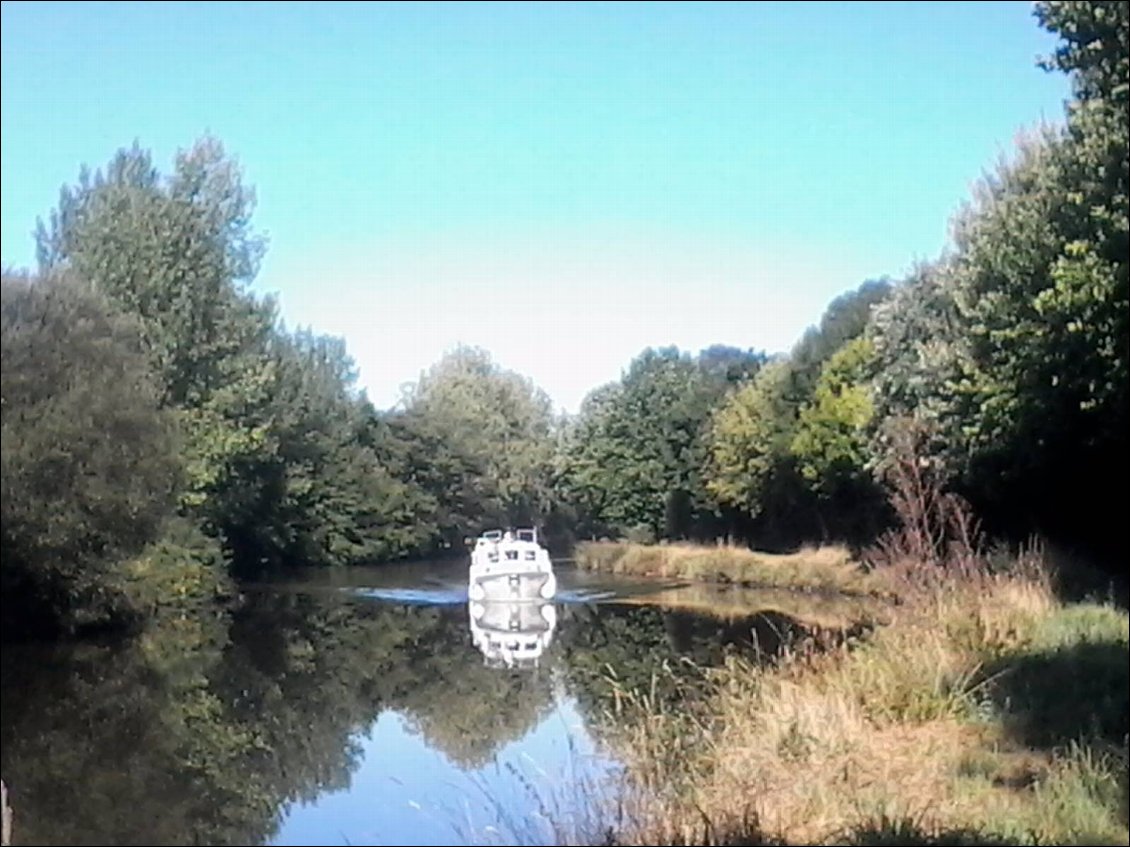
[782,278,892,408]
[222,329,432,572]
[793,337,876,490]
[704,360,802,542]
[33,139,281,554]
[32,137,431,573]
[399,345,559,542]
[35,137,270,409]
[791,337,886,541]
[703,280,891,547]
[560,346,750,541]
[0,272,180,634]
[864,1,1127,557]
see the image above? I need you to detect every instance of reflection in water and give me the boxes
[0,565,833,846]
[469,600,558,668]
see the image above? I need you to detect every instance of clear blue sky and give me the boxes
[1,1,1070,413]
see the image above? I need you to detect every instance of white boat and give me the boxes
[468,527,557,603]
[468,599,557,669]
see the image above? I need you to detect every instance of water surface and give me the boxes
[0,560,834,846]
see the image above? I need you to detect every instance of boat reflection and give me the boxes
[468,600,558,669]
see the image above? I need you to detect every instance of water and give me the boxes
[0,560,843,846]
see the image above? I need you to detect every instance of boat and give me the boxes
[468,599,557,669]
[468,527,557,603]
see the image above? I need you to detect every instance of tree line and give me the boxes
[1,0,1125,636]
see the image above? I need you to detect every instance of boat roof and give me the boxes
[478,527,538,540]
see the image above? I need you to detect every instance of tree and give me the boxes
[791,337,887,542]
[222,328,433,572]
[398,346,559,543]
[31,137,435,573]
[560,346,750,541]
[864,1,1128,557]
[33,138,282,554]
[1,272,180,634]
[35,137,270,409]
[782,278,892,408]
[704,360,799,531]
[702,280,892,547]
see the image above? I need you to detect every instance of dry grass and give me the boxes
[575,541,879,596]
[599,557,1130,846]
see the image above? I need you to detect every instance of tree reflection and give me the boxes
[0,615,280,846]
[555,602,818,732]
[0,589,560,845]
[0,586,817,846]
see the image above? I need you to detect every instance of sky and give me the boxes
[1,1,1071,413]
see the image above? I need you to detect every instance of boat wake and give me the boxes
[351,584,627,607]
[350,585,469,606]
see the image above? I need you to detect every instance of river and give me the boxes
[0,559,851,846]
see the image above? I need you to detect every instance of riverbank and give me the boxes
[597,551,1129,845]
[575,541,879,595]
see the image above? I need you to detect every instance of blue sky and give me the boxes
[1,1,1070,413]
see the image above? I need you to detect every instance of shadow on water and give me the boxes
[0,561,850,846]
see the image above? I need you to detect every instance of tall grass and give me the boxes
[595,555,1130,846]
[578,430,1126,845]
[575,541,878,595]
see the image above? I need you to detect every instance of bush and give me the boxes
[1,272,181,636]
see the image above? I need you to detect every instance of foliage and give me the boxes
[705,361,794,518]
[868,75,1127,556]
[561,346,766,542]
[27,138,448,579]
[782,278,892,408]
[791,337,886,542]
[391,344,560,546]
[32,139,284,560]
[0,271,181,635]
[792,337,876,494]
[703,280,892,548]
[35,137,269,410]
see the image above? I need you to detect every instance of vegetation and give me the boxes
[607,583,884,632]
[559,345,766,544]
[390,344,561,547]
[0,271,207,637]
[2,2,1124,636]
[0,3,1126,841]
[575,541,876,595]
[0,581,809,845]
[599,549,1129,847]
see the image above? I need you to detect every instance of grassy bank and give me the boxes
[575,541,878,595]
[597,554,1129,845]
